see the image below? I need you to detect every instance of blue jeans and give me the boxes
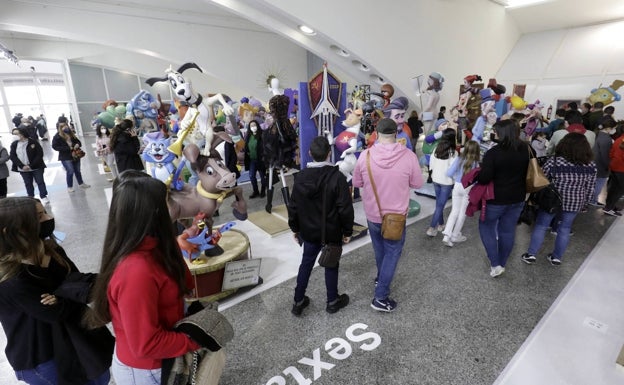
[15,359,110,385]
[478,202,524,267]
[368,220,406,301]
[112,352,161,385]
[430,183,453,228]
[248,159,267,194]
[592,177,608,204]
[294,241,339,303]
[528,210,578,260]
[61,159,85,188]
[20,168,48,198]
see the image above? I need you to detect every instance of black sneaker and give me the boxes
[521,253,536,264]
[546,254,561,266]
[291,296,310,316]
[374,278,378,287]
[326,294,349,314]
[371,297,397,312]
[603,209,622,217]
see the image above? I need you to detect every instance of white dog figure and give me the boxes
[329,108,362,182]
[146,63,233,155]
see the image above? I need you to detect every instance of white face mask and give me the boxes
[250,125,258,133]
[100,129,107,135]
[12,135,20,142]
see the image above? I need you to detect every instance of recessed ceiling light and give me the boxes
[330,45,349,57]
[298,25,316,35]
[352,60,369,72]
[369,74,384,84]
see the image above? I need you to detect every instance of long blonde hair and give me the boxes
[461,140,481,175]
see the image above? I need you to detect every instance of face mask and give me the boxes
[12,135,20,142]
[39,218,55,239]
[250,126,258,133]
[100,129,107,134]
[63,128,71,134]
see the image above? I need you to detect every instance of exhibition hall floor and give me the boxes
[0,136,622,385]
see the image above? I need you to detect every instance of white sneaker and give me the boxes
[442,236,454,247]
[426,227,438,237]
[79,183,91,189]
[451,235,467,243]
[436,224,445,232]
[41,197,50,205]
[490,265,505,278]
[67,188,75,193]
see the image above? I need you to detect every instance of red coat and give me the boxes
[462,168,495,221]
[609,136,624,173]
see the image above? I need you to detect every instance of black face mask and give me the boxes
[39,218,55,239]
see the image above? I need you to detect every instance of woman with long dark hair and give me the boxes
[87,176,199,384]
[109,119,144,173]
[244,119,267,198]
[477,119,530,277]
[0,197,113,385]
[521,133,596,265]
[426,128,457,237]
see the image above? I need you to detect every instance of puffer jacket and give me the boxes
[287,163,354,244]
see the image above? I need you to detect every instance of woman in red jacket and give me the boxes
[603,126,624,216]
[87,176,200,384]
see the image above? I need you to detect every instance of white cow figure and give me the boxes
[146,63,233,155]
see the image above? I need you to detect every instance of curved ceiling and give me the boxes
[1,0,623,109]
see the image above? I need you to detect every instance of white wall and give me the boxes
[263,0,521,113]
[496,20,624,120]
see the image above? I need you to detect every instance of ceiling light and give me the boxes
[298,25,316,35]
[330,45,350,57]
[491,0,551,8]
[352,60,370,72]
[369,74,384,85]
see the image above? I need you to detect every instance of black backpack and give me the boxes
[529,156,562,214]
[531,184,562,214]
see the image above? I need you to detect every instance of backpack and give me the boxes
[530,184,562,214]
[529,156,562,214]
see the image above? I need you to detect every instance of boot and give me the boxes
[281,186,291,206]
[265,188,274,213]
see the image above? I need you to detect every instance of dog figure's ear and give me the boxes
[145,76,169,86]
[177,62,202,74]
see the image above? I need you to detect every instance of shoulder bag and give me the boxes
[367,151,406,240]
[318,176,342,268]
[526,145,549,193]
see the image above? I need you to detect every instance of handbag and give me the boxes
[367,152,406,241]
[517,200,537,225]
[318,183,342,268]
[529,156,563,214]
[526,146,549,193]
[72,148,86,159]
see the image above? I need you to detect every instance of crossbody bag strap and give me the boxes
[366,151,384,218]
[321,183,327,245]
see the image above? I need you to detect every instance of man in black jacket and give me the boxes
[287,136,354,316]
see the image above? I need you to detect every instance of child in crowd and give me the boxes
[530,131,549,158]
[441,140,481,246]
[426,128,457,237]
[96,124,118,181]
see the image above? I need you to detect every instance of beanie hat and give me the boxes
[434,119,448,130]
[376,118,398,134]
